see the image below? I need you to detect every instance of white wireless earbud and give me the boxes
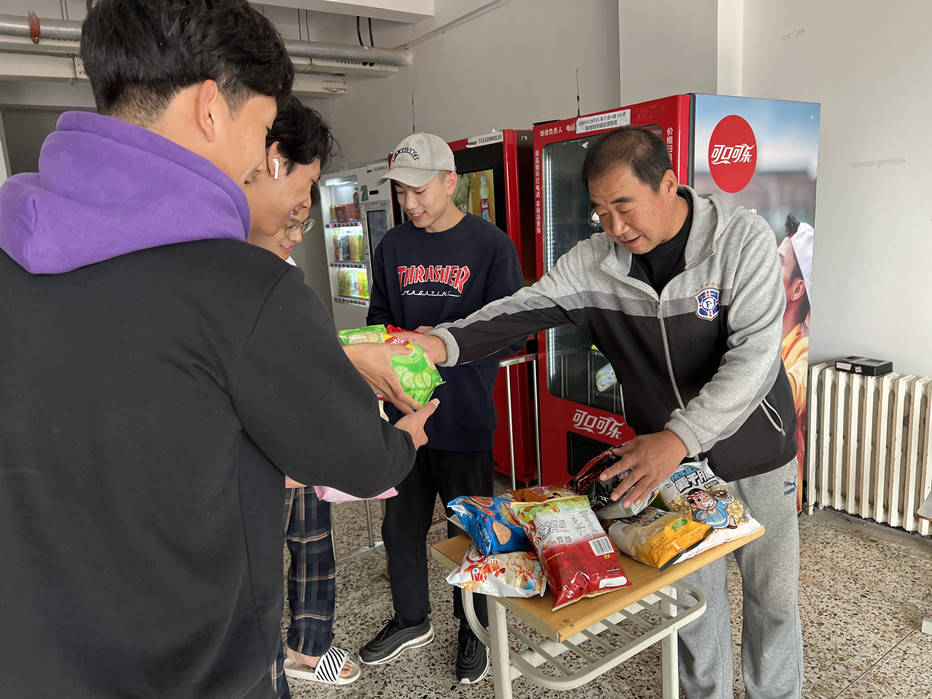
[272,158,280,180]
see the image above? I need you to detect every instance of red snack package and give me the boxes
[510,496,629,610]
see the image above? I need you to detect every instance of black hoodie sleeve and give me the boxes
[366,237,393,326]
[229,267,415,496]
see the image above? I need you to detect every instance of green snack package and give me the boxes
[336,325,443,404]
[390,341,444,405]
[338,324,387,345]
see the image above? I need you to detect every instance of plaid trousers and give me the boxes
[271,486,336,697]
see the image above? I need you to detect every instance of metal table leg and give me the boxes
[660,584,679,699]
[488,599,513,699]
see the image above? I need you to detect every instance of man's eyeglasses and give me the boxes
[285,216,315,237]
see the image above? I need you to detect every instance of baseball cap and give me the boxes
[380,132,456,187]
[790,222,814,303]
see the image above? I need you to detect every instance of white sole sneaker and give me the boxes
[359,625,434,665]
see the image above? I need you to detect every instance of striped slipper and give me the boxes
[283,646,361,686]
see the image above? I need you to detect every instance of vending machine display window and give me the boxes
[365,207,390,254]
[540,137,628,417]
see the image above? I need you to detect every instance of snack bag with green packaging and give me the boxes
[338,324,387,345]
[337,325,443,405]
[390,341,443,405]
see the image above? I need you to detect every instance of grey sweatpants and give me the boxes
[677,459,804,699]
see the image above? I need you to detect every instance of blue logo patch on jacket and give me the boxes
[695,288,720,320]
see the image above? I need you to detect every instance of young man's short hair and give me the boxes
[268,95,337,174]
[81,0,294,125]
[581,126,673,192]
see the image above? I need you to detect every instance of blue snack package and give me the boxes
[447,495,531,555]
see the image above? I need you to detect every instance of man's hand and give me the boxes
[599,430,688,508]
[390,330,448,365]
[394,398,440,449]
[343,343,421,414]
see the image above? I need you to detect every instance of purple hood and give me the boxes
[0,111,250,274]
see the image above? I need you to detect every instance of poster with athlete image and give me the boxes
[691,95,820,510]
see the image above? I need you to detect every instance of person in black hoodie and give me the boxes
[0,2,435,697]
[358,132,524,685]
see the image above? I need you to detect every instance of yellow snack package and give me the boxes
[606,506,711,569]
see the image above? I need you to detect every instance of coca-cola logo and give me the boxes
[572,409,627,441]
[708,115,757,194]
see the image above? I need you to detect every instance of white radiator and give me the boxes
[806,363,931,535]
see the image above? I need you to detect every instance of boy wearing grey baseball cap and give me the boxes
[359,132,524,684]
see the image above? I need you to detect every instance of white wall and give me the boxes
[740,0,932,378]
[0,112,10,185]
[618,0,718,105]
[306,0,621,168]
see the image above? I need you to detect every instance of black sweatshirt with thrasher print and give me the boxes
[368,213,524,451]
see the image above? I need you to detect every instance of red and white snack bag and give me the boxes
[510,495,629,610]
[445,545,546,598]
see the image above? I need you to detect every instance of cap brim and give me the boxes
[378,166,440,187]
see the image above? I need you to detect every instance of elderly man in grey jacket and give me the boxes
[398,126,803,699]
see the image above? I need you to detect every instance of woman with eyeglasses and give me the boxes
[249,207,316,263]
[243,98,361,693]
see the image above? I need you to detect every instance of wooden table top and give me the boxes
[432,528,764,642]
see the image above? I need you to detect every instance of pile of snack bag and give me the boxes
[338,324,444,406]
[446,488,630,611]
[445,444,763,610]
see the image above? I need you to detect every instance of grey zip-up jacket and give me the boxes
[432,186,797,482]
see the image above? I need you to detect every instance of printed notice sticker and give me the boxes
[576,109,631,135]
[467,131,505,147]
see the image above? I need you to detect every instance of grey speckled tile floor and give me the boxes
[282,475,932,698]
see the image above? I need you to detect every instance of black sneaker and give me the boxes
[455,622,490,684]
[359,616,434,665]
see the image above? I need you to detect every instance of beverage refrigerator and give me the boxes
[319,161,396,330]
[534,95,820,501]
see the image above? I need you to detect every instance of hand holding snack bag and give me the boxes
[448,495,531,555]
[446,546,546,598]
[339,324,444,406]
[569,445,659,521]
[511,495,629,611]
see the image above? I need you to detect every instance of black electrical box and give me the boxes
[833,356,893,376]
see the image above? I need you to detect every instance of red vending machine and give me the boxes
[534,95,820,493]
[391,129,537,481]
[448,130,538,482]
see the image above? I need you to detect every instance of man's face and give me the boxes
[213,94,278,187]
[588,164,680,254]
[778,236,805,302]
[394,172,456,232]
[245,157,321,237]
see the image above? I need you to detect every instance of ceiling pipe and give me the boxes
[0,13,411,66]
